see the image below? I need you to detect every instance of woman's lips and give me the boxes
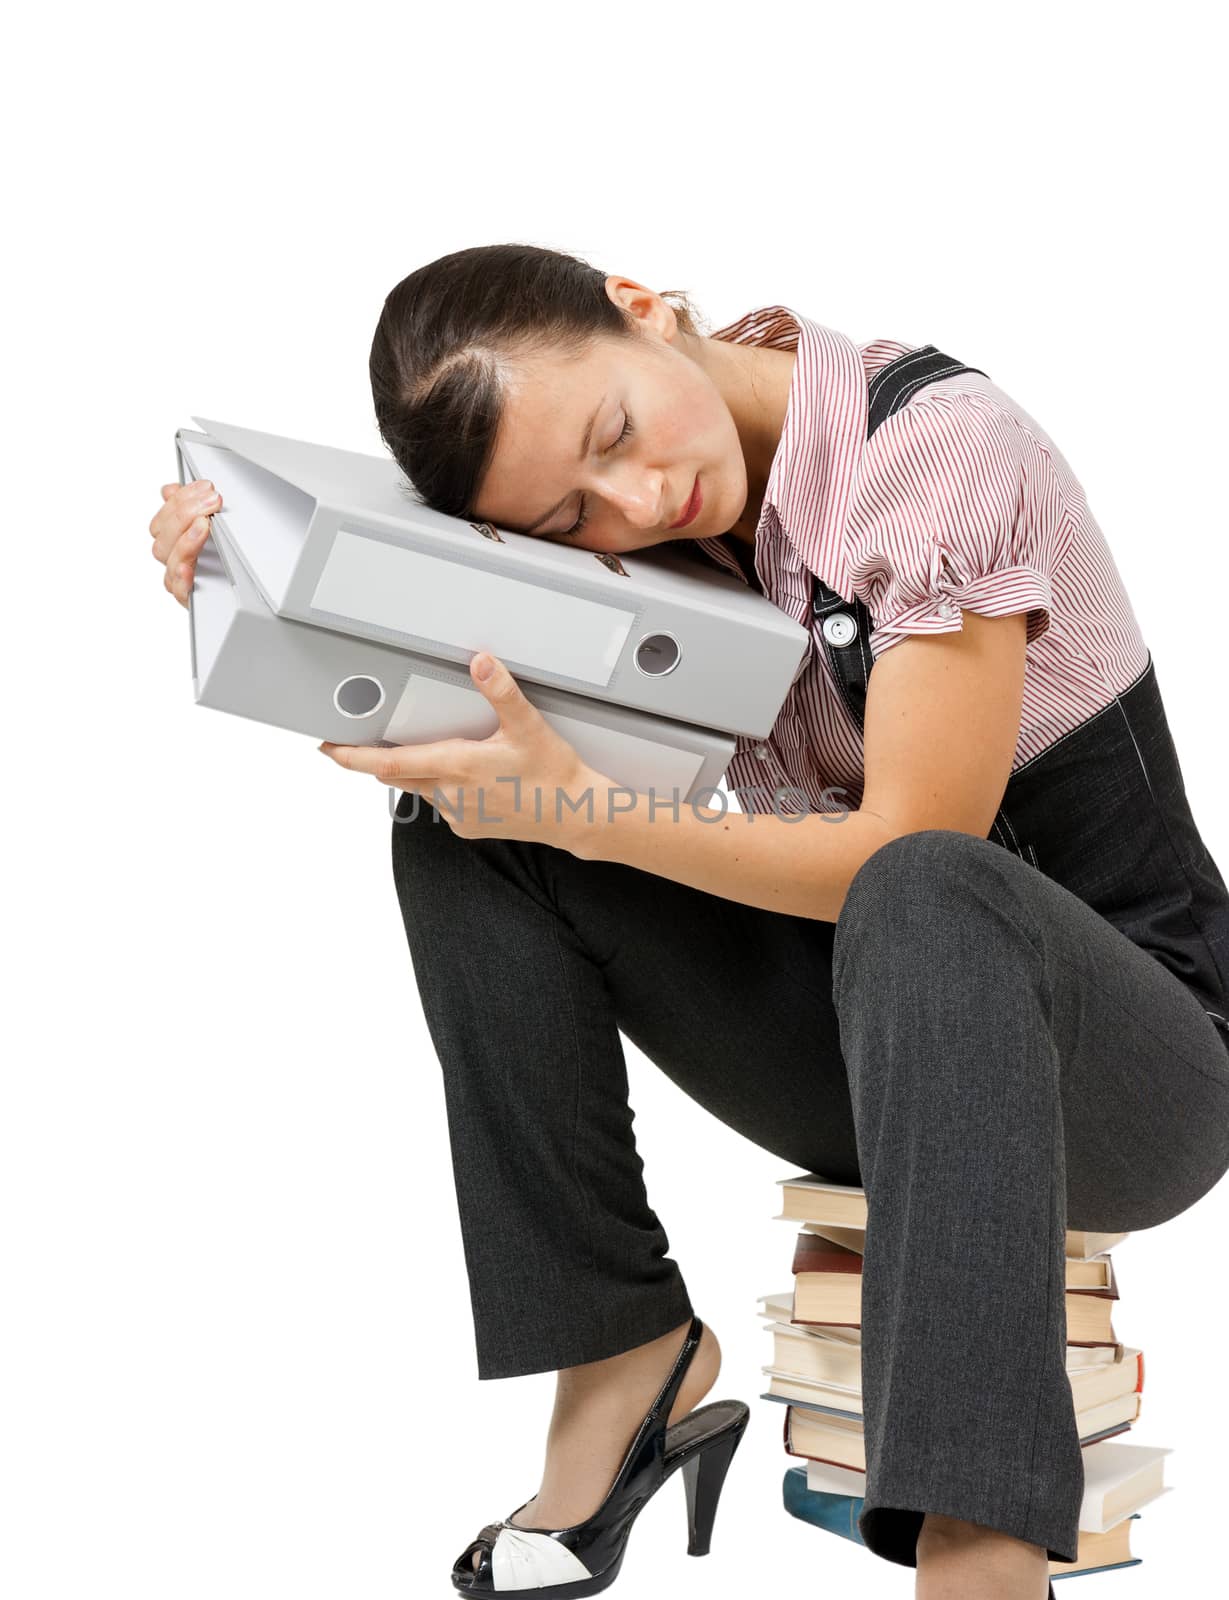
[669,475,703,529]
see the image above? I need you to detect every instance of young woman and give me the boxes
[149,244,1229,1600]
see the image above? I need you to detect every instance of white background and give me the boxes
[4,3,1227,1595]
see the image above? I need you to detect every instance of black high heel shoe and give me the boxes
[451,1313,749,1595]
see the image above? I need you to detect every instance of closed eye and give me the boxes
[560,412,635,538]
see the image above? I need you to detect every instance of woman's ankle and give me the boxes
[915,1514,1050,1599]
[557,1317,703,1383]
[552,1318,718,1411]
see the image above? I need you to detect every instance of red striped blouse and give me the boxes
[690,305,1149,817]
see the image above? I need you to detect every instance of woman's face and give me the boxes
[471,280,748,555]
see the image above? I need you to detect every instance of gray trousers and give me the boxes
[389,795,1229,1568]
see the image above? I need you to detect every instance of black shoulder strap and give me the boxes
[811,345,990,732]
[866,345,990,443]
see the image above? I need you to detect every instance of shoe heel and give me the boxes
[680,1423,746,1557]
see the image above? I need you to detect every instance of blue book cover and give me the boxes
[781,1464,866,1545]
[781,1467,1144,1578]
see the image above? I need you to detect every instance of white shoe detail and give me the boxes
[489,1524,592,1591]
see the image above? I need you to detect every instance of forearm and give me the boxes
[569,782,897,923]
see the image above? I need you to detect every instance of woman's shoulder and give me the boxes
[853,366,1095,546]
[844,369,1150,701]
[862,361,1089,507]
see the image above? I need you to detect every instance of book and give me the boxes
[790,1229,1121,1348]
[775,1173,1130,1263]
[780,1393,1141,1473]
[758,1343,1145,1420]
[796,1438,1170,1535]
[795,1221,1119,1292]
[781,1466,1146,1579]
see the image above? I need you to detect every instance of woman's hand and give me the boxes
[148,479,222,606]
[319,652,608,851]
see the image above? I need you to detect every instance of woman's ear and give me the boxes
[604,276,677,341]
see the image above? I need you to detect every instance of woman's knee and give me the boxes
[832,829,1035,1001]
[835,827,990,935]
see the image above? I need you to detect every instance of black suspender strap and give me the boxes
[811,345,990,733]
[811,344,1034,868]
[866,344,990,442]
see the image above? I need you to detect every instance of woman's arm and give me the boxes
[573,609,1029,923]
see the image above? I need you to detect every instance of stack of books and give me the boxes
[762,1172,1174,1582]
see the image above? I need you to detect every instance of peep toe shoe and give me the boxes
[451,1313,750,1595]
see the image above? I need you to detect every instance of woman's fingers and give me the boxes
[163,515,213,606]
[149,481,220,564]
[148,480,221,608]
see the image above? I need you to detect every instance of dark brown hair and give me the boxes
[368,243,705,522]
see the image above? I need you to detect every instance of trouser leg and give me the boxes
[831,828,1229,1569]
[389,791,859,1380]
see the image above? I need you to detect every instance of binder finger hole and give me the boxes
[634,631,682,677]
[334,674,386,718]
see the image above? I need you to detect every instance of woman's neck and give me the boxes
[689,335,796,548]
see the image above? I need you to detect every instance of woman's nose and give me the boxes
[604,466,667,531]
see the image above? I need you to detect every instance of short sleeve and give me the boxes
[848,394,1058,660]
